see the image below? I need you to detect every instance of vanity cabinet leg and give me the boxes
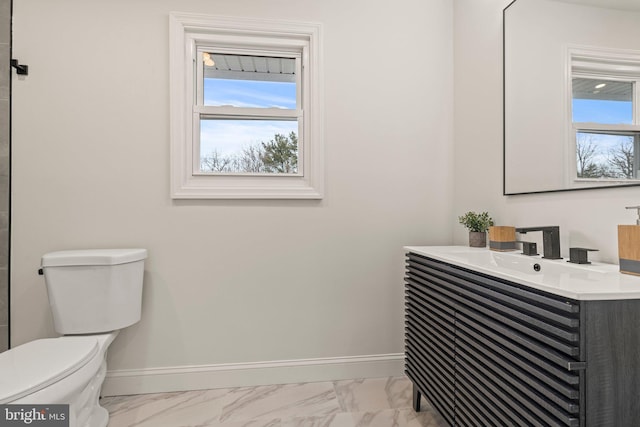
[412,383,421,412]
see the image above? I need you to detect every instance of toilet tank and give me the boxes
[41,249,147,335]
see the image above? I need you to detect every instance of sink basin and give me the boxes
[463,249,615,275]
[404,246,640,300]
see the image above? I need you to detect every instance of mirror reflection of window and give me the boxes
[576,132,638,179]
[572,78,633,124]
[571,54,640,182]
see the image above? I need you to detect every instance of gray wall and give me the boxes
[0,0,9,353]
[10,0,454,390]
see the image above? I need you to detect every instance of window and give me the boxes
[570,48,640,181]
[169,13,323,199]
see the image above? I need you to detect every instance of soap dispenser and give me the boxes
[618,206,640,275]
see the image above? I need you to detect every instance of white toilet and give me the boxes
[0,248,147,427]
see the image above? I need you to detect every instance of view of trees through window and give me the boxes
[198,52,299,175]
[576,132,636,179]
[572,76,638,180]
[200,131,298,174]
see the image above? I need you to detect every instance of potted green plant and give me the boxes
[458,211,494,247]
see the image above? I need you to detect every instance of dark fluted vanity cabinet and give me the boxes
[405,252,640,427]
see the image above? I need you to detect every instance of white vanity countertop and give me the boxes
[405,246,640,301]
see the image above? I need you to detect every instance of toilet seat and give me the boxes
[0,337,99,404]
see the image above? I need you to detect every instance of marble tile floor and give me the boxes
[101,376,447,427]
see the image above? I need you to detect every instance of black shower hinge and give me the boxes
[10,59,28,75]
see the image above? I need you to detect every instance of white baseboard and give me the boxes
[101,353,405,397]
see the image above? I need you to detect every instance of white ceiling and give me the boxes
[203,53,296,83]
[572,78,632,101]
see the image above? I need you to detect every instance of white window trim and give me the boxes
[169,13,324,199]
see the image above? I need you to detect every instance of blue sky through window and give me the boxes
[573,99,632,124]
[201,78,298,160]
[201,119,297,158]
[573,98,636,177]
[204,79,296,108]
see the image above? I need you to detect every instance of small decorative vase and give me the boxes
[469,231,487,248]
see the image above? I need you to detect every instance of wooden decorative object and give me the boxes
[618,225,640,275]
[489,226,517,251]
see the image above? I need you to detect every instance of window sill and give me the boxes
[171,174,323,199]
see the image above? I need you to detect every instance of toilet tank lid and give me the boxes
[42,248,148,267]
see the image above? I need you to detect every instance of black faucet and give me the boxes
[568,247,598,264]
[515,226,562,259]
[515,240,538,256]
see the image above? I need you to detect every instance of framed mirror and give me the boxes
[504,0,640,195]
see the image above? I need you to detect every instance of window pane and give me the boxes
[572,78,633,124]
[202,53,297,109]
[576,132,636,179]
[199,119,299,174]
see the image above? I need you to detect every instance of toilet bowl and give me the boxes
[0,332,117,426]
[0,248,147,427]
